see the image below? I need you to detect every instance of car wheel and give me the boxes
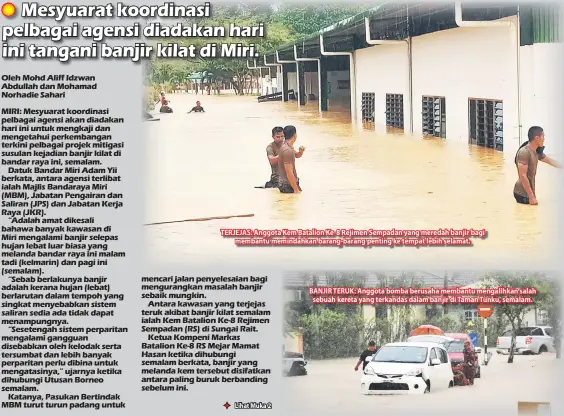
[288,363,299,376]
[538,345,547,354]
[448,381,454,388]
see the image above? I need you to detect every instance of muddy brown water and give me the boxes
[144,94,559,268]
[282,354,556,415]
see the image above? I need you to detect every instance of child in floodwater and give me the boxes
[159,91,173,113]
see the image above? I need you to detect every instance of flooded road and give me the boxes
[282,354,557,416]
[144,93,559,268]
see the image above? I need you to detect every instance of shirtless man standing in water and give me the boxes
[514,126,561,205]
[278,125,304,194]
[264,126,304,189]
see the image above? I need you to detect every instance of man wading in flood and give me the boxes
[264,127,305,188]
[278,125,304,194]
[187,101,205,113]
[354,341,378,372]
[514,126,561,205]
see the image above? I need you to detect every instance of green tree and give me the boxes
[376,272,426,341]
[481,272,551,363]
[273,4,370,38]
[299,308,365,359]
[534,277,562,358]
[146,3,373,91]
[284,271,367,334]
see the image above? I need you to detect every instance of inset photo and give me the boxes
[283,271,560,414]
[518,402,551,416]
[144,3,563,267]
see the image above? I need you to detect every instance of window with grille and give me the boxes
[469,99,503,151]
[385,93,404,130]
[464,310,478,321]
[422,96,446,138]
[375,304,388,319]
[361,92,375,123]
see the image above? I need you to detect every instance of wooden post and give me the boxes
[297,327,304,354]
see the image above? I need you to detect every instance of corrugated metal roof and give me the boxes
[266,3,522,57]
[532,4,562,43]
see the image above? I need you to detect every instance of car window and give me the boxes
[446,340,464,353]
[515,327,535,336]
[373,346,428,364]
[438,348,448,363]
[429,348,437,361]
[544,328,552,336]
[407,336,447,344]
[531,328,543,336]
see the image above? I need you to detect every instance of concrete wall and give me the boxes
[259,77,268,96]
[362,304,373,320]
[520,42,564,160]
[521,308,546,327]
[353,17,564,157]
[412,19,519,154]
[447,304,543,328]
[287,71,298,93]
[361,304,426,323]
[259,74,279,95]
[283,288,300,303]
[284,331,300,352]
[327,70,351,109]
[518,402,551,416]
[304,71,319,99]
[355,42,410,133]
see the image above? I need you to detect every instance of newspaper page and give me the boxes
[1,1,563,416]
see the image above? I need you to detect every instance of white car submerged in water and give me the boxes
[361,342,454,395]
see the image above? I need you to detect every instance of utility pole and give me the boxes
[443,271,448,316]
[483,316,488,365]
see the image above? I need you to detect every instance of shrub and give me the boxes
[299,309,364,359]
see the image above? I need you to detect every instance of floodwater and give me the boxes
[282,354,556,416]
[144,93,559,268]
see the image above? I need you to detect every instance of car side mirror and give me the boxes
[365,356,373,362]
[475,347,482,353]
[430,358,441,366]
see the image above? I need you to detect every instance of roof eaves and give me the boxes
[265,2,393,56]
